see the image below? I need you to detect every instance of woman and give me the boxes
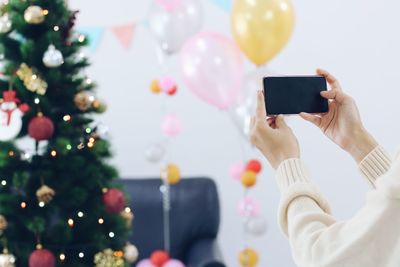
[250,69,400,267]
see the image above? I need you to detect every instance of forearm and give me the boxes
[346,127,378,163]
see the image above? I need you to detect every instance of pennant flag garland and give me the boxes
[111,23,136,49]
[210,0,232,11]
[77,27,105,52]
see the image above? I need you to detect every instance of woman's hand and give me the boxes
[300,69,377,163]
[250,91,300,169]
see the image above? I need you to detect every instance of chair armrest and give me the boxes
[186,238,225,267]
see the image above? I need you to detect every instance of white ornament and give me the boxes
[0,252,16,267]
[24,6,45,24]
[43,45,64,68]
[145,143,166,163]
[244,216,267,237]
[0,14,12,33]
[0,100,24,141]
[123,243,138,263]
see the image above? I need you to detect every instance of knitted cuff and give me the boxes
[359,146,392,186]
[276,159,331,235]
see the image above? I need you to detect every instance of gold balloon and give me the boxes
[239,248,259,267]
[231,0,295,66]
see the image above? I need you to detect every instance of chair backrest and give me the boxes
[119,177,221,262]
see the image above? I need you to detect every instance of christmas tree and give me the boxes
[0,1,136,266]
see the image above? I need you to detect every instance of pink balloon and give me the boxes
[137,259,156,267]
[161,114,182,137]
[163,259,186,267]
[230,163,245,181]
[238,196,260,217]
[155,0,182,11]
[159,76,176,93]
[181,32,244,110]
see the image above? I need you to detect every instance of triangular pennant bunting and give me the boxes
[77,27,105,52]
[210,0,232,11]
[111,23,136,49]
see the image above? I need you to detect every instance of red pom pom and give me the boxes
[103,188,126,214]
[150,250,170,266]
[19,103,30,113]
[246,159,262,174]
[28,115,54,141]
[166,86,177,96]
[29,249,56,267]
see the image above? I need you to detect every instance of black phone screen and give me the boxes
[263,76,329,116]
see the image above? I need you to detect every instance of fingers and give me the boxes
[256,90,267,120]
[299,112,321,127]
[316,68,341,91]
[275,115,288,129]
[320,89,347,103]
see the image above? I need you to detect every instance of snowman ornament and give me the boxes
[0,91,29,141]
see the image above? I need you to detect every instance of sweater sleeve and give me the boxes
[358,146,392,186]
[278,155,400,267]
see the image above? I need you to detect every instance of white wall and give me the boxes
[69,0,400,266]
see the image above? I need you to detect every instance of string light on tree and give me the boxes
[20,202,26,209]
[63,115,71,122]
[77,211,84,218]
[1,180,6,186]
[78,252,84,258]
[67,218,74,227]
[59,254,65,261]
[53,26,59,32]
[98,218,104,225]
[108,232,115,238]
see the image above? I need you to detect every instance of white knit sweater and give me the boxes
[276,146,400,267]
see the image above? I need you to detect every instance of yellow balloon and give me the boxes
[239,248,259,267]
[231,0,295,66]
[163,164,181,185]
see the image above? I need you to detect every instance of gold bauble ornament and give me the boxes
[123,243,138,263]
[92,100,107,113]
[74,91,91,111]
[238,248,259,267]
[94,249,124,267]
[120,209,134,228]
[24,6,45,24]
[162,163,181,185]
[0,249,16,267]
[36,185,55,204]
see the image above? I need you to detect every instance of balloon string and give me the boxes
[161,180,171,253]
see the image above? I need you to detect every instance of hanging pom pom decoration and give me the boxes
[238,248,259,267]
[163,259,186,267]
[246,159,262,174]
[150,250,170,267]
[43,45,64,68]
[145,143,166,163]
[36,185,55,204]
[24,6,46,24]
[103,188,126,214]
[136,259,156,267]
[161,114,182,137]
[158,76,178,96]
[238,196,260,217]
[29,248,55,267]
[94,249,124,267]
[244,216,267,237]
[230,163,245,181]
[241,171,257,188]
[0,90,30,141]
[150,80,162,94]
[0,14,12,34]
[162,163,181,185]
[28,113,54,141]
[0,248,16,267]
[123,243,139,264]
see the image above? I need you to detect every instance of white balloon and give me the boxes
[148,0,203,54]
[245,216,268,237]
[145,143,166,163]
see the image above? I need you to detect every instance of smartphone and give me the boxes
[263,76,329,116]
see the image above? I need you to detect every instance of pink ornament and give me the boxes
[163,259,186,267]
[181,32,244,110]
[238,196,260,217]
[155,0,182,12]
[161,114,182,137]
[137,259,156,267]
[158,76,176,94]
[230,163,245,181]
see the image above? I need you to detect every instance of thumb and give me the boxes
[275,115,288,129]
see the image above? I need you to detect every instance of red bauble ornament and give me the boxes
[29,249,56,267]
[103,188,126,214]
[166,86,177,96]
[28,114,54,141]
[150,250,170,267]
[246,159,262,174]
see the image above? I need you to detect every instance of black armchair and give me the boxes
[120,178,225,267]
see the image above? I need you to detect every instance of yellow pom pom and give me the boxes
[163,164,181,185]
[241,171,257,188]
[150,80,161,94]
[238,248,259,267]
